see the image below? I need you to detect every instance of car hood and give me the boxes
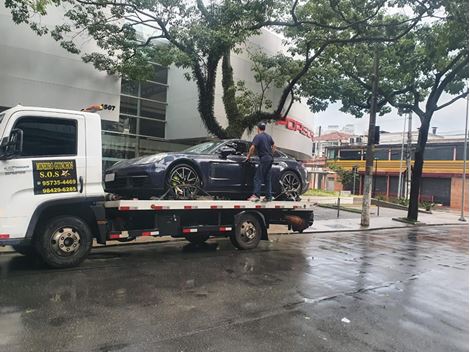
[106,152,201,171]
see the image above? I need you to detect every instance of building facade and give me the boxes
[326,133,469,210]
[0,5,315,169]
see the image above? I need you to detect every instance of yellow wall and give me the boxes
[331,160,469,175]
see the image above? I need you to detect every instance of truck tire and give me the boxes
[230,214,262,250]
[185,234,210,244]
[35,216,92,268]
[12,245,37,257]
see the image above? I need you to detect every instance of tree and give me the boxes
[5,0,433,139]
[302,0,469,221]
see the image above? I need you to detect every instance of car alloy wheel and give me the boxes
[168,164,201,199]
[280,171,301,200]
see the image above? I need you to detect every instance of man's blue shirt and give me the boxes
[252,132,274,158]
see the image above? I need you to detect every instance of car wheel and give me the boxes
[279,171,302,201]
[167,163,201,200]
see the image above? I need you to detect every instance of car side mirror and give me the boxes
[219,146,236,159]
[0,129,23,160]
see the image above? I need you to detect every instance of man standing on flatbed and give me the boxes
[246,122,276,202]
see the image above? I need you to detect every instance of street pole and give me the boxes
[459,93,469,221]
[397,113,407,199]
[405,112,412,200]
[361,48,379,227]
[352,166,357,195]
[373,158,378,198]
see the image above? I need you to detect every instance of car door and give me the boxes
[0,110,86,239]
[207,141,249,193]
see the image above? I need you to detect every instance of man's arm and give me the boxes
[246,144,256,161]
[272,143,276,154]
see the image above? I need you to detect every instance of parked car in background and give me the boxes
[104,139,308,200]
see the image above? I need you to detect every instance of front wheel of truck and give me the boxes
[35,215,93,268]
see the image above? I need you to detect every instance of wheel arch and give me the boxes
[26,197,104,243]
[165,159,205,186]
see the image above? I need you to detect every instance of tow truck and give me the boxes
[0,105,314,268]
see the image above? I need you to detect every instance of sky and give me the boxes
[315,93,468,136]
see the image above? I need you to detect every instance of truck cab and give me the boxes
[0,106,104,265]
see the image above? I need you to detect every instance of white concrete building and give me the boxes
[0,4,315,168]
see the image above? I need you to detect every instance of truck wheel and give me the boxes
[12,245,37,257]
[230,214,262,250]
[185,234,210,244]
[35,216,92,268]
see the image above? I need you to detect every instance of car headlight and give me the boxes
[135,154,168,164]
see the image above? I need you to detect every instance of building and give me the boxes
[0,5,315,170]
[326,131,469,210]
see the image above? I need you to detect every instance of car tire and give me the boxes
[167,163,201,200]
[279,171,302,201]
[34,216,93,268]
[185,234,210,244]
[230,214,262,250]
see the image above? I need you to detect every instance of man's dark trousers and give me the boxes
[253,155,273,199]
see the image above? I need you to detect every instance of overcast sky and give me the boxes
[315,93,468,136]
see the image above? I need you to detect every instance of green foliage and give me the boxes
[4,0,444,140]
[328,163,354,190]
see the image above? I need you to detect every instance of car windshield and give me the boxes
[183,141,223,154]
[0,113,4,125]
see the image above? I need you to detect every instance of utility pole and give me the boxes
[361,49,379,227]
[459,93,469,221]
[397,113,407,198]
[405,112,412,200]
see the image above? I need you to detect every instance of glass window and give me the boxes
[141,81,167,102]
[121,79,139,96]
[120,96,138,115]
[184,141,224,154]
[140,100,166,120]
[139,118,165,138]
[14,116,77,157]
[151,65,168,84]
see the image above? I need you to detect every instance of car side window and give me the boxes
[14,116,77,157]
[234,142,249,156]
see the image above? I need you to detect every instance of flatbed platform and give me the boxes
[104,199,316,211]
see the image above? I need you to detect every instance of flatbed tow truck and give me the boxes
[0,105,314,268]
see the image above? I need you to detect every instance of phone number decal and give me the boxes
[32,160,78,195]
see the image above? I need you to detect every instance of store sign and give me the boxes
[275,117,315,141]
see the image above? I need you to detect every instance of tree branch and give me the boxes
[435,90,469,111]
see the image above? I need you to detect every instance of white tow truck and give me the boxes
[0,105,314,268]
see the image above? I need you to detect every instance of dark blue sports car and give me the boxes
[104,139,308,200]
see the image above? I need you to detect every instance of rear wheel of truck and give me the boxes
[35,216,93,268]
[230,214,262,250]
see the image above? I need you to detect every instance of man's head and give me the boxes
[257,121,266,133]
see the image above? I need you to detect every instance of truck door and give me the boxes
[0,110,86,239]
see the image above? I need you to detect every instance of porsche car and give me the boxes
[104,139,308,200]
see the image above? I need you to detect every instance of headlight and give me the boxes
[135,154,168,164]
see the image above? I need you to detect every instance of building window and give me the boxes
[102,63,170,168]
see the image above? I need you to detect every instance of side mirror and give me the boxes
[0,129,23,160]
[219,146,236,159]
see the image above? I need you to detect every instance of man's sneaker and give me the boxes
[261,197,272,202]
[247,195,260,202]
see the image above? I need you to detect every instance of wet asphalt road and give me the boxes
[0,225,468,352]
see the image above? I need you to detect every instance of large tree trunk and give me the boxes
[407,116,431,221]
